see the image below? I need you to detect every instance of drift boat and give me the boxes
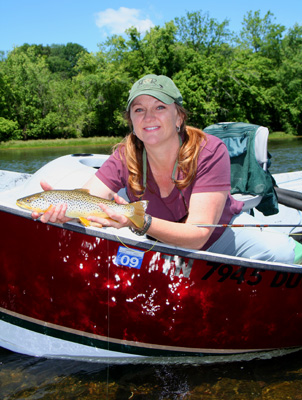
[0,123,302,362]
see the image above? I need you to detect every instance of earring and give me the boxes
[132,130,136,136]
[176,126,180,133]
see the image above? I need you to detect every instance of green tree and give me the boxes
[216,50,276,127]
[0,63,11,120]
[275,24,302,134]
[1,47,52,139]
[47,43,88,78]
[237,11,285,63]
[1,10,302,140]
[11,43,88,78]
[174,10,231,55]
[173,51,222,127]
[141,22,181,76]
[75,51,130,137]
[0,117,21,141]
[1,45,90,139]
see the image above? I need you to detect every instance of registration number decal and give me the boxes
[202,262,302,288]
[115,246,144,269]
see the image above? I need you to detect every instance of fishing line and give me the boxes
[115,235,158,253]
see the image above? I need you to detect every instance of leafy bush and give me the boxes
[0,118,21,141]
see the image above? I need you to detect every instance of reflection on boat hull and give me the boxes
[1,209,302,360]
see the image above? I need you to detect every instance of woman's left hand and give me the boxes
[86,193,133,229]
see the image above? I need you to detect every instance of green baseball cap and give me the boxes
[127,74,183,111]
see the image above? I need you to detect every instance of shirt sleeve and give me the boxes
[192,135,231,193]
[95,149,128,193]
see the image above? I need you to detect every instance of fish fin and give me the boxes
[128,200,149,228]
[74,189,90,193]
[79,217,91,227]
[79,217,103,229]
[45,205,54,213]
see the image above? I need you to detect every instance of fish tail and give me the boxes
[128,200,149,228]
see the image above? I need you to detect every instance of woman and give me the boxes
[34,74,301,264]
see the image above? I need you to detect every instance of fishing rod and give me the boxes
[194,223,302,229]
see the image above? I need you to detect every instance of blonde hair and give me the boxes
[116,106,207,197]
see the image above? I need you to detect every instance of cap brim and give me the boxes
[127,91,175,111]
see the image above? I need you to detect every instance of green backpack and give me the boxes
[203,122,278,216]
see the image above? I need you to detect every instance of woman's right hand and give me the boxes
[32,180,71,224]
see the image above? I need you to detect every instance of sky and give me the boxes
[1,0,302,54]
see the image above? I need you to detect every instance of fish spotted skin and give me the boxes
[16,189,148,228]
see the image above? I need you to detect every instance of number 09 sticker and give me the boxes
[115,246,144,269]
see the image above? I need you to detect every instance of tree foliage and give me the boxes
[0,10,301,142]
[175,11,231,55]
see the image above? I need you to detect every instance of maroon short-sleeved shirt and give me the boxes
[96,134,243,249]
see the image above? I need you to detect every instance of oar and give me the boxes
[275,187,302,201]
[275,187,302,211]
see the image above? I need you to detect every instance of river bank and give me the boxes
[269,132,302,141]
[0,136,123,150]
[0,132,302,150]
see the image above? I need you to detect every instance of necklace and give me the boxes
[142,135,182,190]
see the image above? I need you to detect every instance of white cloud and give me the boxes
[95,7,154,35]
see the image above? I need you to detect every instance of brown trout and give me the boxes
[16,189,148,228]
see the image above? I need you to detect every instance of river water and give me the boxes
[0,139,302,399]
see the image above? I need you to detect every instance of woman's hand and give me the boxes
[39,203,70,224]
[86,193,133,229]
[31,180,71,224]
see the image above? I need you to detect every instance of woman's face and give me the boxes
[129,95,183,147]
